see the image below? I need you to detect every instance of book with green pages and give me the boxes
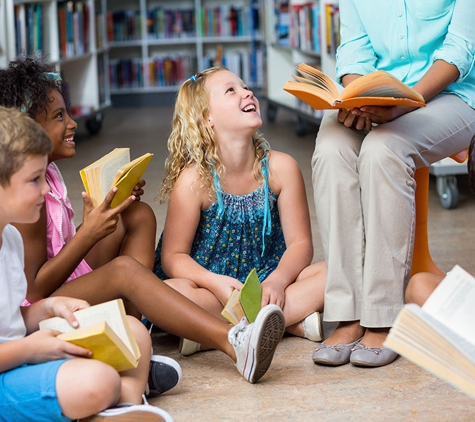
[221,268,262,325]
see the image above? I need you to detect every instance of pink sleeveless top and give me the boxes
[22,163,92,305]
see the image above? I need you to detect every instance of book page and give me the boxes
[295,63,340,99]
[221,289,241,325]
[98,152,130,199]
[110,153,153,208]
[340,70,424,102]
[39,299,134,353]
[239,268,262,323]
[422,265,475,346]
[403,304,475,366]
[386,304,475,400]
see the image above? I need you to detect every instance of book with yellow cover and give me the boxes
[283,63,426,110]
[39,298,140,372]
[79,148,153,208]
[221,268,262,325]
[385,265,475,400]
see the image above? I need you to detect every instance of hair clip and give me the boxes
[42,72,62,81]
[189,74,197,82]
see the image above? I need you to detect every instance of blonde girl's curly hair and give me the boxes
[160,67,270,203]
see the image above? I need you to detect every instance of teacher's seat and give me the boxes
[411,148,469,276]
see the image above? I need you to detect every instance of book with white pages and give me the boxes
[385,265,475,400]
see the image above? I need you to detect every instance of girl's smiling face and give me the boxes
[36,89,78,163]
[205,69,262,139]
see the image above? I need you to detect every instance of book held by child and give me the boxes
[283,63,426,110]
[385,265,475,400]
[79,147,153,208]
[221,268,262,325]
[39,298,141,372]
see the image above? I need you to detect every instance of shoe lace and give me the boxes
[228,317,250,347]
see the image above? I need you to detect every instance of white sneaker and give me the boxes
[82,402,173,421]
[178,338,201,356]
[302,312,323,342]
[228,304,285,383]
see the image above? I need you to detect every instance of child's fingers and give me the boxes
[111,195,136,213]
[63,342,93,358]
[101,187,119,208]
[134,179,146,190]
[81,192,94,213]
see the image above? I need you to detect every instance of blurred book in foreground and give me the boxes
[385,265,475,400]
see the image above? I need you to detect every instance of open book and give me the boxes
[283,63,426,110]
[39,298,141,372]
[221,268,262,325]
[80,148,154,208]
[385,265,475,400]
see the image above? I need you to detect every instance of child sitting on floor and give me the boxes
[0,57,286,387]
[0,106,173,421]
[153,67,326,355]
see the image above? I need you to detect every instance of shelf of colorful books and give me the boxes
[11,1,56,60]
[105,0,264,96]
[6,0,110,133]
[108,52,195,93]
[264,0,338,135]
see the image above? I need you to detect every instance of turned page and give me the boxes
[422,265,475,346]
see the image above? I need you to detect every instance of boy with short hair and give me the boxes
[0,106,172,422]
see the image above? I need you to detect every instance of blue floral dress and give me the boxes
[154,169,286,284]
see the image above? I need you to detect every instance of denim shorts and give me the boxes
[0,359,73,422]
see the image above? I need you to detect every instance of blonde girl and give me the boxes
[154,67,326,353]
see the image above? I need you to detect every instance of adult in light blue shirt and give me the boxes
[311,0,475,367]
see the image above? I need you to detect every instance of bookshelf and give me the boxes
[0,0,110,134]
[105,0,264,100]
[264,0,339,135]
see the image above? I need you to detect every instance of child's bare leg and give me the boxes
[283,261,326,337]
[53,257,236,360]
[163,278,224,319]
[86,201,157,271]
[56,359,121,419]
[117,316,152,403]
[57,317,150,419]
[405,272,444,306]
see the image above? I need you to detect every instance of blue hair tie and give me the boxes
[42,72,62,81]
[190,74,197,82]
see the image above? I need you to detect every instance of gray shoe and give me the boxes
[312,340,360,366]
[350,343,398,367]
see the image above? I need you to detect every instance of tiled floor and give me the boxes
[59,104,475,421]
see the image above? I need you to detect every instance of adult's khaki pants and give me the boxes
[312,94,475,327]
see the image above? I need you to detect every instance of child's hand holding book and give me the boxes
[79,148,153,208]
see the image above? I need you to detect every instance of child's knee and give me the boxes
[58,359,121,411]
[127,315,152,352]
[405,272,442,305]
[124,201,156,227]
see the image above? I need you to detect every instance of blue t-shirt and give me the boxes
[336,0,475,108]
